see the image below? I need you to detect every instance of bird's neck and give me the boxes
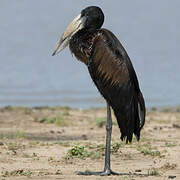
[69,29,99,65]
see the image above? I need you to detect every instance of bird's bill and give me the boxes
[52,13,86,56]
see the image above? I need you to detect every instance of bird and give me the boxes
[52,6,145,176]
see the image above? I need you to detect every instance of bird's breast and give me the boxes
[69,30,98,65]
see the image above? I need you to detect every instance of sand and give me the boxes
[0,106,180,179]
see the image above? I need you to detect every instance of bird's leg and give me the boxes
[77,102,147,176]
[76,102,119,176]
[100,102,119,175]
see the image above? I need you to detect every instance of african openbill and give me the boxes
[52,6,145,176]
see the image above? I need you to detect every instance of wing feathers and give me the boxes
[88,28,145,143]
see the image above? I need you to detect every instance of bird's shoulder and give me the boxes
[90,28,140,91]
[93,28,127,58]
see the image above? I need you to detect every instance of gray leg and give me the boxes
[76,102,148,177]
[102,102,118,175]
[76,102,119,176]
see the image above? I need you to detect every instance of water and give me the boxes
[0,1,180,109]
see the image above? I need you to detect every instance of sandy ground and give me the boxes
[0,106,180,180]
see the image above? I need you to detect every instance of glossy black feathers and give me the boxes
[86,29,145,143]
[69,6,145,143]
[81,6,104,30]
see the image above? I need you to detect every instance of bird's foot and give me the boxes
[76,169,125,176]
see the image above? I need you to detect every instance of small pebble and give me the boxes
[168,175,176,179]
[173,124,180,129]
[135,169,141,172]
[82,134,88,140]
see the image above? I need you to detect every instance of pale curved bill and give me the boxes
[52,14,86,56]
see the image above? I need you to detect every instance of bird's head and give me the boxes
[52,6,104,56]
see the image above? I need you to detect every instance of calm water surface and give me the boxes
[0,1,180,109]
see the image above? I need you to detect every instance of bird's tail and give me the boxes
[114,91,145,144]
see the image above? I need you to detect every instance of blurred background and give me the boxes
[0,0,179,109]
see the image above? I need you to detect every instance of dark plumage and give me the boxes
[69,14,145,144]
[52,6,145,176]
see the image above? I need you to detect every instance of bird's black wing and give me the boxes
[88,28,145,143]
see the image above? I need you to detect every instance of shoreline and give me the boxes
[1,104,180,112]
